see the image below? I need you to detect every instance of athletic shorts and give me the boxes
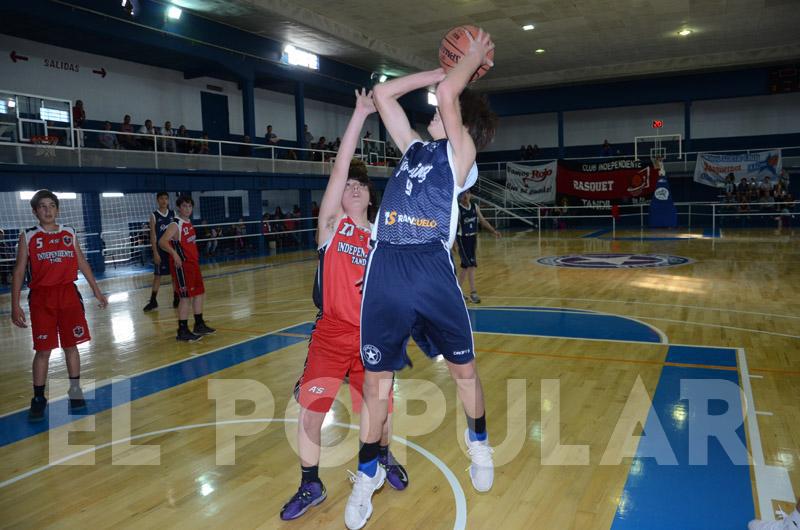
[456,235,477,268]
[294,317,393,414]
[360,241,475,372]
[29,283,91,352]
[155,249,171,276]
[171,260,205,298]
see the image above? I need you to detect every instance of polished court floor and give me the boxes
[0,228,798,529]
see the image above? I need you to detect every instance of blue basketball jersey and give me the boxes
[457,201,478,237]
[153,209,175,238]
[374,139,478,247]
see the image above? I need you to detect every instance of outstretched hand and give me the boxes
[464,28,495,68]
[354,88,376,114]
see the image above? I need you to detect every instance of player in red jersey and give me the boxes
[10,190,108,422]
[158,195,215,342]
[280,89,408,521]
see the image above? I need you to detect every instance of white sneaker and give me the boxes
[464,428,494,492]
[344,466,386,530]
[749,507,800,530]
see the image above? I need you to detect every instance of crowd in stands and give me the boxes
[723,170,793,210]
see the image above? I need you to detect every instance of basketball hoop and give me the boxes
[31,135,59,158]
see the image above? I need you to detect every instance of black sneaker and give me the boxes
[28,396,47,422]
[143,300,158,312]
[193,322,216,336]
[173,294,180,308]
[176,328,202,342]
[68,388,88,413]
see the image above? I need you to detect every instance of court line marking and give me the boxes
[755,411,773,416]
[471,306,668,344]
[483,296,800,321]
[0,419,468,530]
[0,321,315,420]
[738,348,796,519]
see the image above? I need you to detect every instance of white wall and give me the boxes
[692,93,800,139]
[564,103,684,146]
[254,88,296,141]
[492,113,558,151]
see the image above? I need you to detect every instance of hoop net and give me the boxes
[31,135,59,158]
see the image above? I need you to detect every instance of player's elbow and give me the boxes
[372,83,392,103]
[435,81,459,105]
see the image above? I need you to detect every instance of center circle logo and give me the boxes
[361,344,382,365]
[536,253,692,269]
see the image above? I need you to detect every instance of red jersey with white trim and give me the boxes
[170,217,199,263]
[25,224,79,289]
[314,216,371,328]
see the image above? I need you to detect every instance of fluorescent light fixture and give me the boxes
[167,5,182,19]
[535,48,546,54]
[522,24,534,31]
[20,191,76,200]
[281,44,319,70]
[102,192,125,198]
[379,74,388,83]
[678,28,692,36]
[427,91,438,106]
[8,99,16,108]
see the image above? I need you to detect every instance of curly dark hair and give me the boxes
[459,89,497,152]
[348,158,377,223]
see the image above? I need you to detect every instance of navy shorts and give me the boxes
[360,241,475,372]
[455,235,477,268]
[155,249,171,276]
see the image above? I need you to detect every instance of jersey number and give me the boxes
[36,239,43,249]
[338,223,355,237]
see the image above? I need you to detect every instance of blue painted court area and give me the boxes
[0,322,314,448]
[611,346,754,529]
[469,307,663,343]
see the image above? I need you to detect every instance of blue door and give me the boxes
[201,92,229,154]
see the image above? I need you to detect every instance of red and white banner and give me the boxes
[505,161,557,204]
[557,159,656,200]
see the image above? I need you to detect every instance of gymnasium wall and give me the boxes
[0,34,379,143]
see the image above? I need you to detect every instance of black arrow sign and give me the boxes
[92,67,107,78]
[10,50,29,63]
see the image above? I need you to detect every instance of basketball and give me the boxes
[439,25,494,82]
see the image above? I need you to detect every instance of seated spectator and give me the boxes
[303,124,314,148]
[531,144,540,158]
[239,135,252,157]
[286,149,297,160]
[602,139,612,157]
[138,119,156,151]
[519,145,527,160]
[313,136,327,161]
[161,121,177,152]
[175,125,191,153]
[119,114,137,150]
[333,137,341,151]
[98,121,119,149]
[191,132,209,155]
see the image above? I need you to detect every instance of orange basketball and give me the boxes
[439,25,494,82]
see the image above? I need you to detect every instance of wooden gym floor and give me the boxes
[0,227,797,529]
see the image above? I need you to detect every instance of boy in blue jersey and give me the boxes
[456,189,501,303]
[344,28,497,530]
[143,191,179,312]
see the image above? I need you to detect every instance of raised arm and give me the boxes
[372,69,446,153]
[436,28,494,186]
[316,89,376,246]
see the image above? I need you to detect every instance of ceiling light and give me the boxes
[535,48,545,54]
[522,24,535,31]
[379,74,387,83]
[167,6,182,20]
[102,192,125,198]
[678,29,692,36]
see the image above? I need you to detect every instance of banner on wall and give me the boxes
[693,150,782,188]
[505,161,557,204]
[556,158,656,207]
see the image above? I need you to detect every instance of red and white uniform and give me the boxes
[169,217,205,298]
[295,216,392,413]
[25,224,90,351]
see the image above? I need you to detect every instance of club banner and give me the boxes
[693,150,782,188]
[556,159,656,204]
[505,161,557,204]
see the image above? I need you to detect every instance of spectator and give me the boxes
[138,119,156,151]
[286,149,297,160]
[760,175,772,195]
[779,168,790,190]
[737,177,749,207]
[239,135,252,157]
[72,99,86,147]
[161,121,176,152]
[119,114,137,150]
[265,124,279,145]
[207,224,219,256]
[261,212,273,254]
[519,145,527,160]
[531,144,539,159]
[303,124,313,147]
[601,139,612,157]
[333,137,341,151]
[192,132,209,155]
[98,121,119,149]
[748,177,759,202]
[724,173,736,202]
[176,125,191,153]
[234,218,247,253]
